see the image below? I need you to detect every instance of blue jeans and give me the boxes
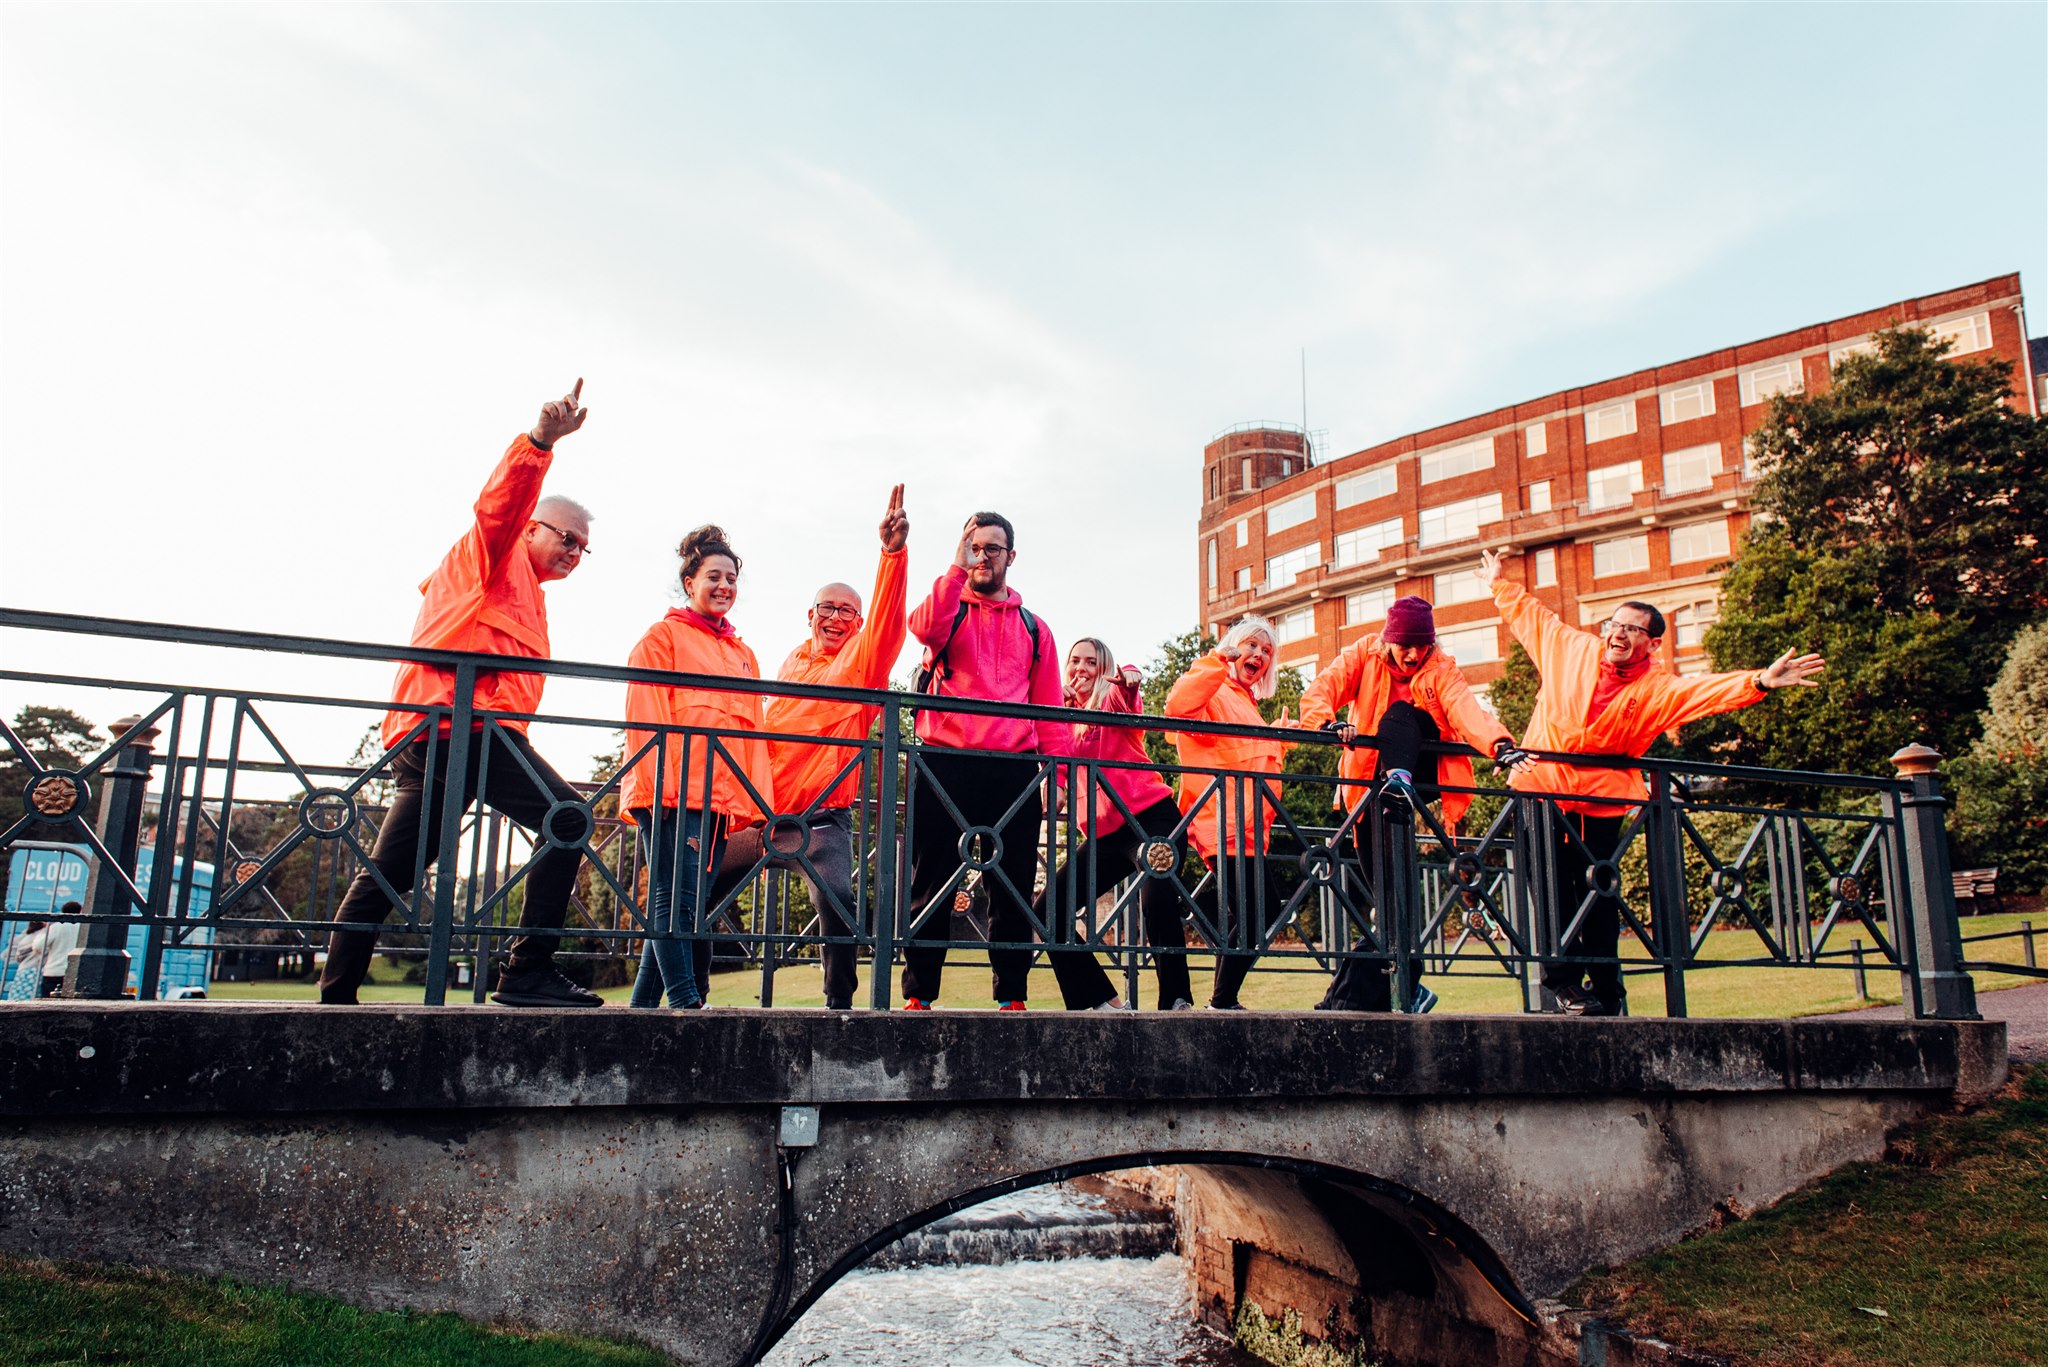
[629,807,726,1009]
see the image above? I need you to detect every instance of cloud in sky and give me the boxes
[2,4,2042,775]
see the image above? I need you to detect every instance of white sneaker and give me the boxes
[1166,998,1195,1011]
[1086,998,1130,1012]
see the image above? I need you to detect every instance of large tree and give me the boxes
[1691,325,2048,776]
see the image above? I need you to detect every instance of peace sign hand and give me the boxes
[531,378,588,448]
[880,484,909,553]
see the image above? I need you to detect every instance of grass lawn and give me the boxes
[1573,1064,2048,1367]
[0,1254,670,1367]
[198,910,2046,1017]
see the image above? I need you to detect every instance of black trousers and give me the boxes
[708,807,862,1007]
[1320,702,1441,1011]
[1191,849,1283,1008]
[319,730,589,1000]
[1540,811,1629,1009]
[902,748,1047,1004]
[1034,796,1193,1010]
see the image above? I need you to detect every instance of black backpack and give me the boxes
[913,600,1042,695]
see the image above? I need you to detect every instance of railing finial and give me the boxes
[1890,743,1942,777]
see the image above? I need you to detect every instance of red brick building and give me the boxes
[1196,274,2039,692]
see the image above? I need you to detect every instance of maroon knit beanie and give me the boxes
[1382,596,1437,646]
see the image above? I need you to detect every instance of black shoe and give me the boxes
[1206,1000,1247,1011]
[1551,983,1595,1015]
[318,990,359,1006]
[1575,996,1624,1018]
[825,998,852,1011]
[492,966,603,1008]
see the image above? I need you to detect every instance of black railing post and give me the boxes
[869,695,902,1009]
[424,667,476,1007]
[1510,794,1552,1012]
[1890,744,1978,1021]
[1383,804,1422,1012]
[64,715,158,999]
[1644,771,1690,1018]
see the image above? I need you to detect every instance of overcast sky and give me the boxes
[3,4,2043,779]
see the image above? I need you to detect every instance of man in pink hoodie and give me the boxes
[901,512,1065,1009]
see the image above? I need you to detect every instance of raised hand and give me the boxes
[880,484,909,553]
[1118,665,1142,689]
[1478,546,1512,587]
[1217,644,1242,663]
[531,378,588,448]
[1759,649,1827,689]
[954,516,979,571]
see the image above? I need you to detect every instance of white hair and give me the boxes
[534,494,592,527]
[1218,615,1279,701]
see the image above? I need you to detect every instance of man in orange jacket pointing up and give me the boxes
[319,381,602,1009]
[1478,547,1825,1016]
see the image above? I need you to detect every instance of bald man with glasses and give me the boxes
[703,487,909,1009]
[321,382,603,1008]
[1479,548,1825,1016]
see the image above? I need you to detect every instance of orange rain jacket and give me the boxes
[763,547,909,813]
[1297,633,1510,826]
[381,435,558,749]
[1493,580,1768,814]
[1165,652,1289,858]
[621,610,777,821]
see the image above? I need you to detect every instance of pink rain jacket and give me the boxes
[909,565,1063,753]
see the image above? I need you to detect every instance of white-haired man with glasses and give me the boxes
[1478,548,1826,1016]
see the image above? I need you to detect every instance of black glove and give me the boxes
[1492,738,1532,769]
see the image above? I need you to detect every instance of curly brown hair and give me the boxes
[676,524,741,587]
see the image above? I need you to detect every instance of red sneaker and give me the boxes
[902,998,932,1011]
[997,1000,1027,1012]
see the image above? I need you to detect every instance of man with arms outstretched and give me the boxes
[1478,547,1825,1016]
[320,381,602,1008]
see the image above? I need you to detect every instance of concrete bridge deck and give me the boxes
[0,1004,2009,1366]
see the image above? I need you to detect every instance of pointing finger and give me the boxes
[570,378,584,402]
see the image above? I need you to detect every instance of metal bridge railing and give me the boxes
[0,608,1985,1018]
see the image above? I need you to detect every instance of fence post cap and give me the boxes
[108,714,161,749]
[1890,743,1943,777]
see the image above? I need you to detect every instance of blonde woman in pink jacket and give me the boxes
[1036,638,1195,1011]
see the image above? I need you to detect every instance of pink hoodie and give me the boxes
[1053,676,1174,838]
[910,564,1064,752]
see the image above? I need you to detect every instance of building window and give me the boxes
[1534,547,1557,587]
[1333,516,1403,569]
[1334,465,1398,508]
[1740,359,1805,405]
[1928,311,1993,356]
[1265,542,1321,591]
[1210,467,1220,499]
[1433,568,1488,606]
[1206,539,1218,594]
[1663,442,1721,494]
[1235,519,1249,548]
[1592,534,1651,578]
[1234,567,1250,592]
[1674,601,1720,649]
[1241,457,1253,490]
[1526,480,1551,514]
[1288,656,1319,682]
[1274,607,1315,645]
[1266,491,1316,534]
[1437,622,1501,663]
[1525,422,1548,458]
[1585,400,1637,443]
[1586,460,1643,510]
[1659,381,1715,426]
[1418,437,1495,485]
[1417,492,1503,548]
[1669,519,1731,563]
[1829,338,1879,367]
[1281,457,1292,476]
[1346,585,1395,625]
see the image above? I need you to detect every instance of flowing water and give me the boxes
[760,1186,1259,1367]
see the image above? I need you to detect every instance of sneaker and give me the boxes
[997,1000,1027,1012]
[1206,1000,1247,1011]
[1381,768,1420,809]
[1086,998,1129,1011]
[1165,998,1195,1011]
[902,998,933,1011]
[1407,984,1439,1015]
[1574,996,1624,1018]
[492,966,602,1009]
[1552,984,1596,1015]
[318,990,359,1006]
[824,998,853,1011]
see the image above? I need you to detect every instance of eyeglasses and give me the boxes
[966,544,1010,562]
[812,603,861,620]
[533,520,592,556]
[1599,619,1653,640]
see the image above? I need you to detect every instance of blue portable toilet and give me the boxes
[1,843,216,998]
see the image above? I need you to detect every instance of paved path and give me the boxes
[1822,980,2048,1064]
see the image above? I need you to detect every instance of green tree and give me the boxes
[1692,325,2048,776]
[1487,642,1540,740]
[1949,623,2048,893]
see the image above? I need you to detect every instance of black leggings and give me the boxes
[1191,849,1284,1008]
[1540,811,1629,1009]
[1319,702,1441,1011]
[1034,796,1193,1010]
[901,749,1047,1004]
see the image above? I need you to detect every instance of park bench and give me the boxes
[1952,866,2004,914]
